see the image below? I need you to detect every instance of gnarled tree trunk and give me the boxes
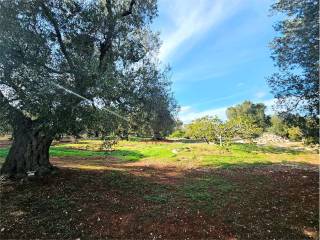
[152,131,163,140]
[0,116,55,178]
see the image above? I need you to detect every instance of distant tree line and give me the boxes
[170,100,318,145]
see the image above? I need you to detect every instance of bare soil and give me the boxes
[0,156,319,240]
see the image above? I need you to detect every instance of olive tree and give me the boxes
[0,0,176,177]
[268,0,319,115]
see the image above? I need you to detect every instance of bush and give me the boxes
[100,134,119,151]
[287,127,303,141]
[169,129,186,138]
[304,136,319,145]
[268,115,288,137]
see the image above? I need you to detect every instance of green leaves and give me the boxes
[185,115,262,146]
[0,0,176,140]
[268,0,319,115]
[226,101,269,130]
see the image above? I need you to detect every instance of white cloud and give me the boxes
[158,0,240,61]
[254,91,267,99]
[179,105,192,114]
[179,105,228,123]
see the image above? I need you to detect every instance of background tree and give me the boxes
[186,116,235,146]
[226,101,269,129]
[228,116,263,143]
[185,116,215,144]
[268,113,318,143]
[268,0,319,115]
[268,115,288,137]
[139,67,178,140]
[287,126,303,141]
[0,0,177,177]
[169,119,186,138]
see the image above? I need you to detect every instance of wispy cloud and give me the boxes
[190,89,253,107]
[179,105,228,123]
[254,91,267,99]
[158,0,240,61]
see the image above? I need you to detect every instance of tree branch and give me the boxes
[99,0,136,69]
[41,3,74,70]
[121,0,136,17]
[0,89,27,124]
[44,65,70,74]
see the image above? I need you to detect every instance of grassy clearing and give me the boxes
[0,139,317,168]
[55,140,318,168]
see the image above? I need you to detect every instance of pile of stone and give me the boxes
[255,132,289,145]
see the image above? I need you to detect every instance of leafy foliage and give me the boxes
[226,101,269,129]
[228,117,263,142]
[0,0,178,139]
[268,113,319,144]
[100,133,119,151]
[185,116,216,144]
[268,115,288,137]
[287,126,303,141]
[169,129,186,138]
[185,115,262,146]
[268,0,319,115]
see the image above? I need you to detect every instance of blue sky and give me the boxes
[152,0,279,122]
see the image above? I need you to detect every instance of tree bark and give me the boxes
[0,117,55,178]
[203,137,209,144]
[152,131,163,140]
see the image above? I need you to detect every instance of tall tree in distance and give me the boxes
[268,0,319,116]
[226,101,269,129]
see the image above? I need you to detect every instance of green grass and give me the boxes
[181,175,235,212]
[50,147,107,157]
[0,140,317,168]
[99,169,235,212]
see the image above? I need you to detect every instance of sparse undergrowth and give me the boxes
[0,140,319,239]
[1,166,318,239]
[1,139,317,168]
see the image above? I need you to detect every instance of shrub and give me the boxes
[100,134,119,151]
[287,127,303,141]
[169,129,186,138]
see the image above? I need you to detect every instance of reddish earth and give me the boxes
[0,158,319,240]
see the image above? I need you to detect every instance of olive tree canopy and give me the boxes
[0,0,177,177]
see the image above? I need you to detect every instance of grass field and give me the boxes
[0,139,319,239]
[0,139,317,167]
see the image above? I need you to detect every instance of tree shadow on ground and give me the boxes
[170,139,205,143]
[232,143,306,155]
[104,149,144,162]
[1,163,318,240]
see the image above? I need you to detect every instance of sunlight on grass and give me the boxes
[0,140,318,169]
